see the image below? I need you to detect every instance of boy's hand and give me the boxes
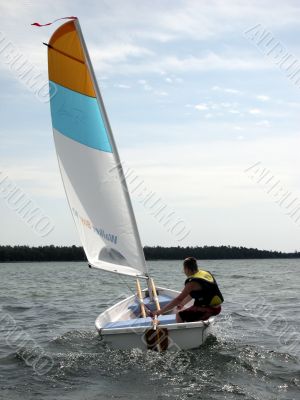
[150,309,161,318]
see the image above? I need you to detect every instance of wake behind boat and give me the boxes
[40,17,220,351]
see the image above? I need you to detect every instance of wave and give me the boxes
[7,325,300,400]
[3,305,32,312]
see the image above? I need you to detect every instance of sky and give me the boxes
[0,0,300,252]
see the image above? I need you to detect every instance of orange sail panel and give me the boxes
[48,21,95,97]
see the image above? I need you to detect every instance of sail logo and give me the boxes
[72,207,117,244]
[93,226,118,245]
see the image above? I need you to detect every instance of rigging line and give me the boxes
[118,274,151,314]
[43,43,85,64]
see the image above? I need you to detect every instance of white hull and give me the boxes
[95,287,215,351]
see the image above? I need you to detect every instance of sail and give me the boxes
[47,19,147,277]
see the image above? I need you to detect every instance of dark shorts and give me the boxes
[178,305,221,322]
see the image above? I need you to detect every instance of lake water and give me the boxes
[0,259,299,399]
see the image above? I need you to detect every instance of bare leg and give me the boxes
[176,312,183,323]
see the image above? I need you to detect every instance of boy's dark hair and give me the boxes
[183,257,198,272]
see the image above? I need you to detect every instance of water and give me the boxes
[0,259,299,399]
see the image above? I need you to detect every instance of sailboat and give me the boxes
[44,17,215,351]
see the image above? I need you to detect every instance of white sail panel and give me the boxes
[54,130,146,276]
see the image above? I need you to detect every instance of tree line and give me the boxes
[144,245,300,259]
[0,245,299,262]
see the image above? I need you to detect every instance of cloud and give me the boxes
[121,135,300,209]
[3,0,300,44]
[195,103,209,111]
[91,51,272,75]
[96,44,153,61]
[0,160,64,199]
[212,86,242,94]
[136,79,168,97]
[248,108,262,115]
[114,83,131,89]
[0,1,284,84]
[256,95,270,101]
[286,101,300,107]
[154,90,168,96]
[256,119,271,127]
[194,101,241,116]
[137,79,153,91]
[153,53,270,73]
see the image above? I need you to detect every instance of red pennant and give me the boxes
[31,16,77,27]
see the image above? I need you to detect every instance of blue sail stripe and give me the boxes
[49,81,112,153]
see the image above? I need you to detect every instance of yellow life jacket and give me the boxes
[185,269,224,306]
[191,270,215,283]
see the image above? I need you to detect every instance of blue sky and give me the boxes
[1,0,300,251]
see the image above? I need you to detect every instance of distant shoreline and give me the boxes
[1,258,300,264]
[0,245,300,262]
